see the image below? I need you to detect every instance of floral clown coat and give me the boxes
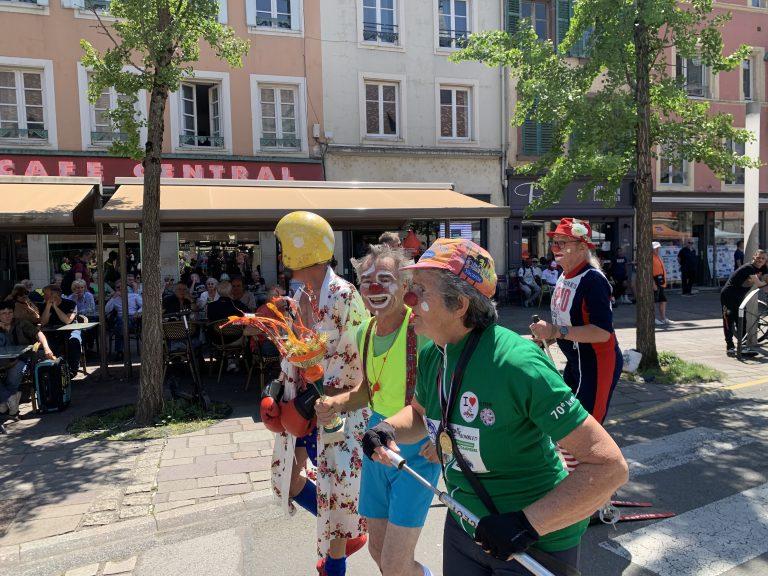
[271,267,370,557]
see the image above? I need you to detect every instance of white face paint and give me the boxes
[420,301,430,312]
[360,263,401,314]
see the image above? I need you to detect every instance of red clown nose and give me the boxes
[369,283,385,295]
[403,291,418,307]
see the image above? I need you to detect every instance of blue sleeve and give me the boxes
[582,271,614,332]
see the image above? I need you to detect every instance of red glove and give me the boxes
[280,399,316,438]
[260,395,284,433]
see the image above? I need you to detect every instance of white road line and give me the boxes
[621,427,757,477]
[600,482,768,576]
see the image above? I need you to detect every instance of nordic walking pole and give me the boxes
[532,314,556,365]
[382,448,558,576]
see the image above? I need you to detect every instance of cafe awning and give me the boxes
[95,178,510,230]
[0,176,100,231]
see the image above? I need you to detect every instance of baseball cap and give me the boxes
[652,241,661,250]
[401,238,496,298]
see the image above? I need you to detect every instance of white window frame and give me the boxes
[246,0,303,36]
[433,0,477,54]
[657,148,692,190]
[0,0,49,16]
[358,0,402,50]
[0,56,56,148]
[675,53,711,99]
[76,63,148,149]
[741,57,753,102]
[250,74,308,155]
[723,137,746,190]
[169,70,232,154]
[435,79,479,145]
[749,0,767,9]
[359,73,406,142]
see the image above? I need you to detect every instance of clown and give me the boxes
[316,243,439,576]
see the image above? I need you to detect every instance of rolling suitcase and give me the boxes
[34,358,71,413]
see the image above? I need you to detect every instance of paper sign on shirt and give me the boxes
[424,418,488,473]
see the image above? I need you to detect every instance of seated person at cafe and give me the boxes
[0,301,55,417]
[230,276,256,312]
[105,280,143,360]
[163,282,197,315]
[541,260,560,287]
[22,279,44,304]
[206,281,244,372]
[67,279,97,318]
[39,284,82,376]
[6,283,41,324]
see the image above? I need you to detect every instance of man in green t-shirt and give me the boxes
[361,238,628,576]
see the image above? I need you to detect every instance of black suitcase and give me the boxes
[34,358,71,413]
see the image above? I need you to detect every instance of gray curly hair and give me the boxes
[351,244,414,284]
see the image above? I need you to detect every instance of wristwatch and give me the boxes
[557,325,569,339]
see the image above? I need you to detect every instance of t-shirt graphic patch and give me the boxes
[480,408,496,426]
[460,391,479,423]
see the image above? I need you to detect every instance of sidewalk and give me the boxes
[1,291,766,575]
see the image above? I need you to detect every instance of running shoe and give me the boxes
[741,347,759,357]
[655,318,665,326]
[726,348,736,357]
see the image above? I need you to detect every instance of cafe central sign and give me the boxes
[0,154,324,185]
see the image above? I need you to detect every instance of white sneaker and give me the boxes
[7,392,20,416]
[664,318,675,325]
[655,318,664,326]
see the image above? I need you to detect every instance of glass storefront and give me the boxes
[178,232,261,282]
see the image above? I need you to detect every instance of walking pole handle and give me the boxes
[532,314,541,323]
[383,447,406,469]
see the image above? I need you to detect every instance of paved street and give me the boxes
[2,292,768,576]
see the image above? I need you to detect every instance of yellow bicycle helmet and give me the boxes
[275,211,335,270]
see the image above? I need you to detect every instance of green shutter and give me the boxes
[539,122,554,152]
[521,120,554,155]
[506,0,520,34]
[556,0,571,48]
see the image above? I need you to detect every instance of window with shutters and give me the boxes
[177,82,224,148]
[439,86,471,140]
[0,68,48,142]
[555,0,590,57]
[521,1,549,40]
[364,81,399,138]
[676,55,710,99]
[520,119,553,156]
[246,0,301,33]
[724,139,745,186]
[437,0,470,49]
[363,0,399,46]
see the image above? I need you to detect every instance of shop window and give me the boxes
[521,119,553,156]
[179,82,224,148]
[742,58,752,101]
[258,85,300,150]
[363,0,399,45]
[364,81,399,137]
[246,0,301,32]
[438,0,470,49]
[0,68,47,142]
[439,86,471,140]
[676,55,710,99]
[659,155,688,186]
[724,138,745,186]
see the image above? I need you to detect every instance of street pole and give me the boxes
[744,102,761,346]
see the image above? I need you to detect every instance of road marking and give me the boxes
[600,482,768,576]
[622,427,757,477]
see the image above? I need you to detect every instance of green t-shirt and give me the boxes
[414,324,590,552]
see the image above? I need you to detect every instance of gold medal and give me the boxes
[439,430,453,455]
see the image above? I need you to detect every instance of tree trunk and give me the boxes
[633,3,659,371]
[135,80,169,425]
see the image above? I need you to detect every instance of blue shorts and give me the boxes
[295,427,318,465]
[359,412,441,528]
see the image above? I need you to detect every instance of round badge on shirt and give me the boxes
[460,391,479,423]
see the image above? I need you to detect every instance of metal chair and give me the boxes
[245,332,281,394]
[538,284,554,308]
[207,321,246,383]
[161,320,199,383]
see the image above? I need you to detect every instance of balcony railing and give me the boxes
[260,136,300,149]
[362,22,399,44]
[91,131,128,144]
[438,28,469,49]
[179,134,225,148]
[0,127,48,140]
[254,15,291,29]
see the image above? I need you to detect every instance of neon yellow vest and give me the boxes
[362,309,413,418]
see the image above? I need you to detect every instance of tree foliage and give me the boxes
[453,0,758,209]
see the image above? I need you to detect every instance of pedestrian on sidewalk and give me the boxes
[362,238,628,576]
[316,243,438,576]
[677,239,698,296]
[652,242,673,326]
[610,247,631,304]
[271,211,369,576]
[720,249,768,357]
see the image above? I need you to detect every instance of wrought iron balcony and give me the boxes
[254,15,292,29]
[91,131,128,144]
[260,136,300,149]
[179,134,225,148]
[362,22,399,44]
[438,28,469,49]
[0,127,48,140]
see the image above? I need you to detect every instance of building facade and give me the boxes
[319,0,506,276]
[0,0,325,287]
[504,0,768,286]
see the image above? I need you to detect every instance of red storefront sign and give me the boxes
[0,154,324,185]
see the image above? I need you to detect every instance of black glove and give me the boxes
[474,511,540,560]
[361,421,396,461]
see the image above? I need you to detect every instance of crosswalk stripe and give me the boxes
[600,482,768,576]
[621,427,756,477]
